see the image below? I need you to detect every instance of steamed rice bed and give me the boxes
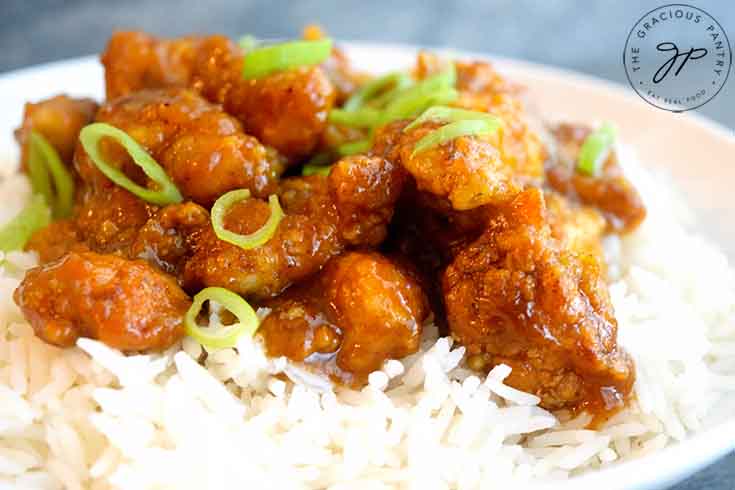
[0,141,734,489]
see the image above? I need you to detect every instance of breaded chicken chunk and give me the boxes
[15,251,190,351]
[101,32,335,160]
[442,188,634,413]
[75,88,285,206]
[548,123,646,233]
[258,251,429,384]
[15,95,98,171]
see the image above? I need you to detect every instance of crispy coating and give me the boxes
[413,53,546,192]
[183,176,343,298]
[303,25,368,104]
[259,251,429,384]
[25,220,85,264]
[327,154,406,246]
[14,251,190,351]
[75,88,284,206]
[75,186,157,255]
[184,155,404,297]
[547,123,646,233]
[130,202,210,276]
[545,191,607,262]
[101,31,335,160]
[372,91,545,211]
[15,95,98,171]
[395,120,521,210]
[442,188,634,413]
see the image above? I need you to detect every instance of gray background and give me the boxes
[0,0,732,488]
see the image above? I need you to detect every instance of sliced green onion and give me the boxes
[238,34,258,52]
[403,106,502,132]
[383,63,456,112]
[343,72,412,111]
[0,194,51,252]
[302,164,332,176]
[301,152,333,176]
[27,131,75,219]
[337,139,371,156]
[328,107,381,128]
[242,39,332,79]
[184,287,259,348]
[79,123,183,206]
[369,78,415,109]
[211,189,284,250]
[577,122,617,176]
[411,119,500,157]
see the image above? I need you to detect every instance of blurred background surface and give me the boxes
[0,0,732,128]
[0,1,733,489]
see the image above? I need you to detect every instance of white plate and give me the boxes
[0,43,733,490]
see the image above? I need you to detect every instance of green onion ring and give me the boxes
[411,119,500,157]
[211,189,284,250]
[577,122,617,177]
[403,106,502,132]
[184,287,259,348]
[79,123,183,206]
[242,39,333,80]
[343,72,412,111]
[27,131,75,219]
[337,139,371,156]
[0,194,51,252]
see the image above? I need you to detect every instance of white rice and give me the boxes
[0,146,734,490]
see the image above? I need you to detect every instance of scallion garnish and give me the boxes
[242,39,333,80]
[577,122,617,176]
[301,152,333,176]
[403,106,502,132]
[343,72,413,111]
[302,164,332,176]
[79,123,183,206]
[411,119,501,157]
[184,287,259,348]
[328,107,381,128]
[211,189,284,250]
[337,139,371,156]
[380,65,458,124]
[0,194,51,252]
[26,131,75,219]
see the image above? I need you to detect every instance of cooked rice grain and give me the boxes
[1,148,734,489]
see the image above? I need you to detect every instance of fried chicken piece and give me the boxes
[411,53,546,195]
[327,154,406,246]
[15,95,98,172]
[442,188,633,413]
[547,123,646,233]
[545,191,607,262]
[130,202,210,276]
[74,186,157,255]
[24,220,85,264]
[303,24,368,104]
[75,88,285,206]
[14,251,190,351]
[259,251,429,384]
[372,94,544,211]
[101,31,335,160]
[183,176,343,298]
[184,153,405,298]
